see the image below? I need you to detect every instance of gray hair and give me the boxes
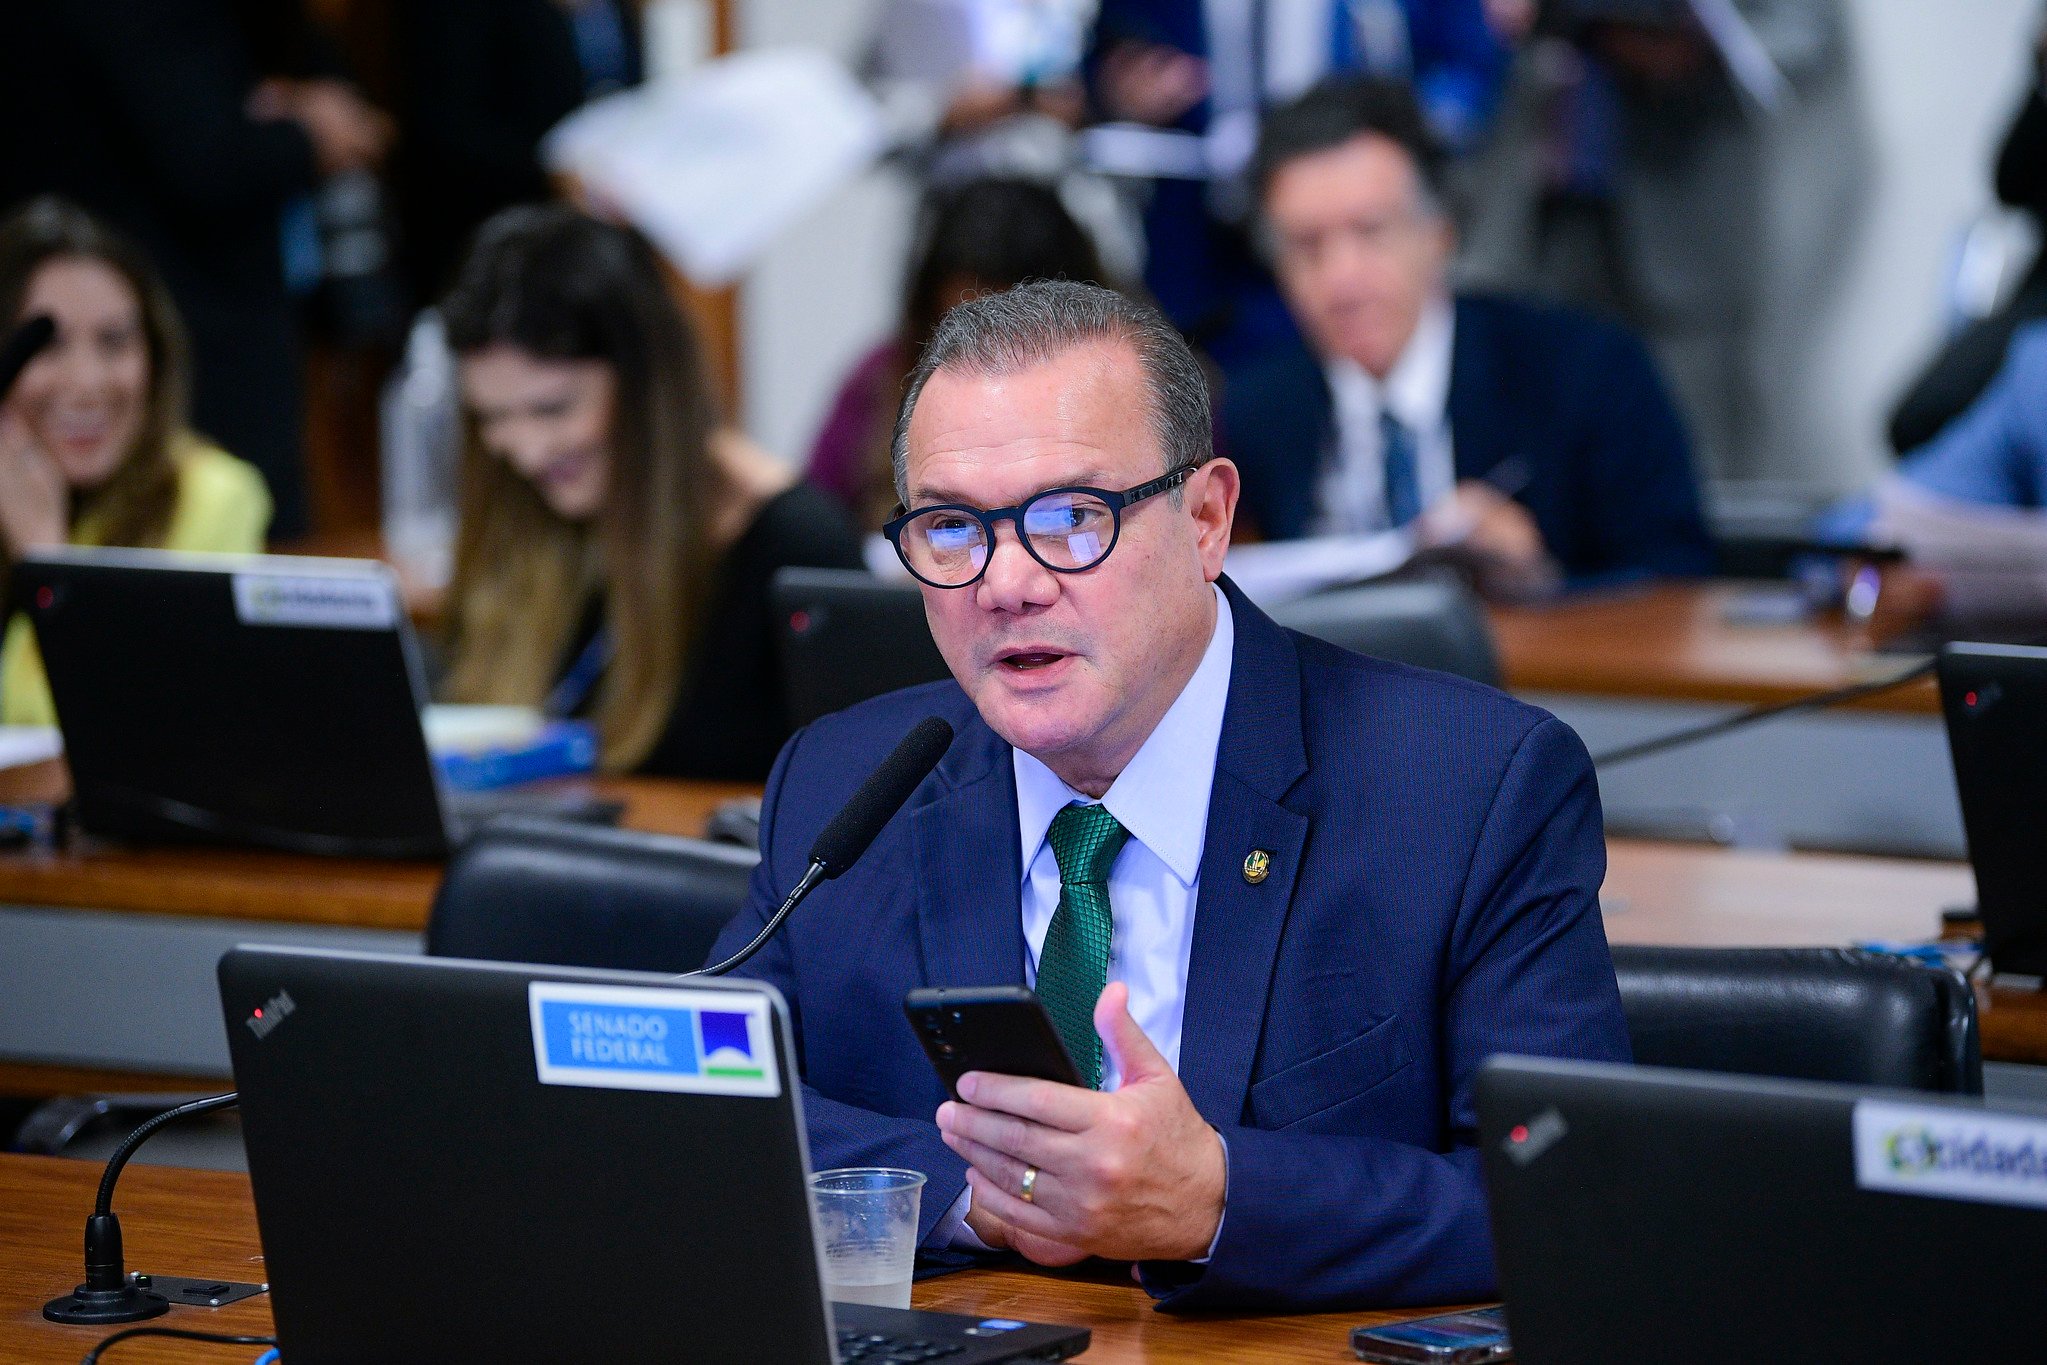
[889,280,1212,504]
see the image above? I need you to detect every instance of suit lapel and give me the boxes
[1175,582,1312,1125]
[910,718,1027,989]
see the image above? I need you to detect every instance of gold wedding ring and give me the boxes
[1019,1166,1039,1204]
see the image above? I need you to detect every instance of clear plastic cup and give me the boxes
[810,1167,926,1309]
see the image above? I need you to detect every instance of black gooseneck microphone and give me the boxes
[43,1092,246,1325]
[0,313,57,405]
[695,715,955,978]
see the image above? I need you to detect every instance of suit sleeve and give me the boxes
[707,726,976,1247]
[1142,717,1631,1312]
[1572,322,1716,582]
[1894,325,2047,508]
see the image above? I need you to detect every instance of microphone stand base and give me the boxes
[41,1273,265,1324]
[42,1278,169,1325]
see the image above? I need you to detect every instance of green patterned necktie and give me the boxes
[1037,802,1130,1090]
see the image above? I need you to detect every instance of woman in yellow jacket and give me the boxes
[0,198,271,725]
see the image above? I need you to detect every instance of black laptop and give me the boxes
[1938,641,2047,976]
[14,546,609,859]
[219,947,1089,1365]
[771,568,951,727]
[1478,1056,2047,1365]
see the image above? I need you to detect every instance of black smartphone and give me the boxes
[1352,1307,1511,1364]
[903,986,1083,1098]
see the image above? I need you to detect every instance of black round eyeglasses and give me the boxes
[882,464,1199,589]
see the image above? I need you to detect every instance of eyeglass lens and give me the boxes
[901,490,1116,584]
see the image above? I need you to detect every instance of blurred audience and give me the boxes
[1088,0,1512,365]
[1887,11,2047,458]
[0,199,272,726]
[0,0,391,540]
[436,206,861,781]
[809,178,1108,533]
[1461,0,1867,484]
[1223,78,1712,593]
[393,0,643,303]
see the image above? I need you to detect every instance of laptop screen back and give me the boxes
[16,548,449,857]
[1938,642,2047,976]
[1479,1057,2047,1365]
[220,947,835,1365]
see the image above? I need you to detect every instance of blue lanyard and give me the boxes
[544,628,613,719]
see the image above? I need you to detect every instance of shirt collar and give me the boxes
[1322,292,1456,434]
[1013,584,1234,888]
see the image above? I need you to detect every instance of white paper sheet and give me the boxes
[0,726,62,772]
[1222,530,1418,606]
[1872,478,2047,617]
[543,48,887,285]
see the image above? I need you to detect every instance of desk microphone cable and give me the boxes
[1589,655,1940,768]
[78,1327,276,1364]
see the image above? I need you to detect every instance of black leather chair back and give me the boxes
[1268,573,1501,686]
[1611,946,1983,1095]
[427,818,757,974]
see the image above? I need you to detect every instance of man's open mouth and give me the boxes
[998,650,1068,672]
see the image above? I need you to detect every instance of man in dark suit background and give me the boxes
[1224,77,1714,591]
[706,279,1630,1313]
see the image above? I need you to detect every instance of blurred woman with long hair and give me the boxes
[438,205,861,779]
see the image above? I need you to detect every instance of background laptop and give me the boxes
[15,546,607,859]
[219,946,1089,1365]
[1938,641,2047,977]
[771,567,951,727]
[1478,1056,2047,1365]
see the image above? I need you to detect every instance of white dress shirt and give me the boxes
[940,585,1235,1248]
[1311,295,1458,536]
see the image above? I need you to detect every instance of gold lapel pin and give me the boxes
[1243,849,1272,884]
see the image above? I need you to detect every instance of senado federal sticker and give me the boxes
[1853,1100,2047,1210]
[528,982,780,1097]
[232,573,397,630]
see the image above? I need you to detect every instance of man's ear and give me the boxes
[1190,458,1240,581]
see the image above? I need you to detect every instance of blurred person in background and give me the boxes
[1087,0,1514,366]
[0,0,391,541]
[1223,78,1712,593]
[1887,7,2047,458]
[864,0,1093,176]
[1460,0,1866,485]
[437,206,862,782]
[809,179,1111,533]
[1815,320,2047,549]
[0,199,271,725]
[393,0,644,304]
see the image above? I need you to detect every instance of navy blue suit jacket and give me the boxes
[707,580,1630,1312]
[1221,294,1717,584]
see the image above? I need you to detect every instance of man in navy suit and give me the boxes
[707,280,1630,1313]
[1224,77,1714,591]
[1087,0,1511,364]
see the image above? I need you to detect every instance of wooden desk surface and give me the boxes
[0,1153,1422,1364]
[0,763,753,933]
[1490,581,1938,714]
